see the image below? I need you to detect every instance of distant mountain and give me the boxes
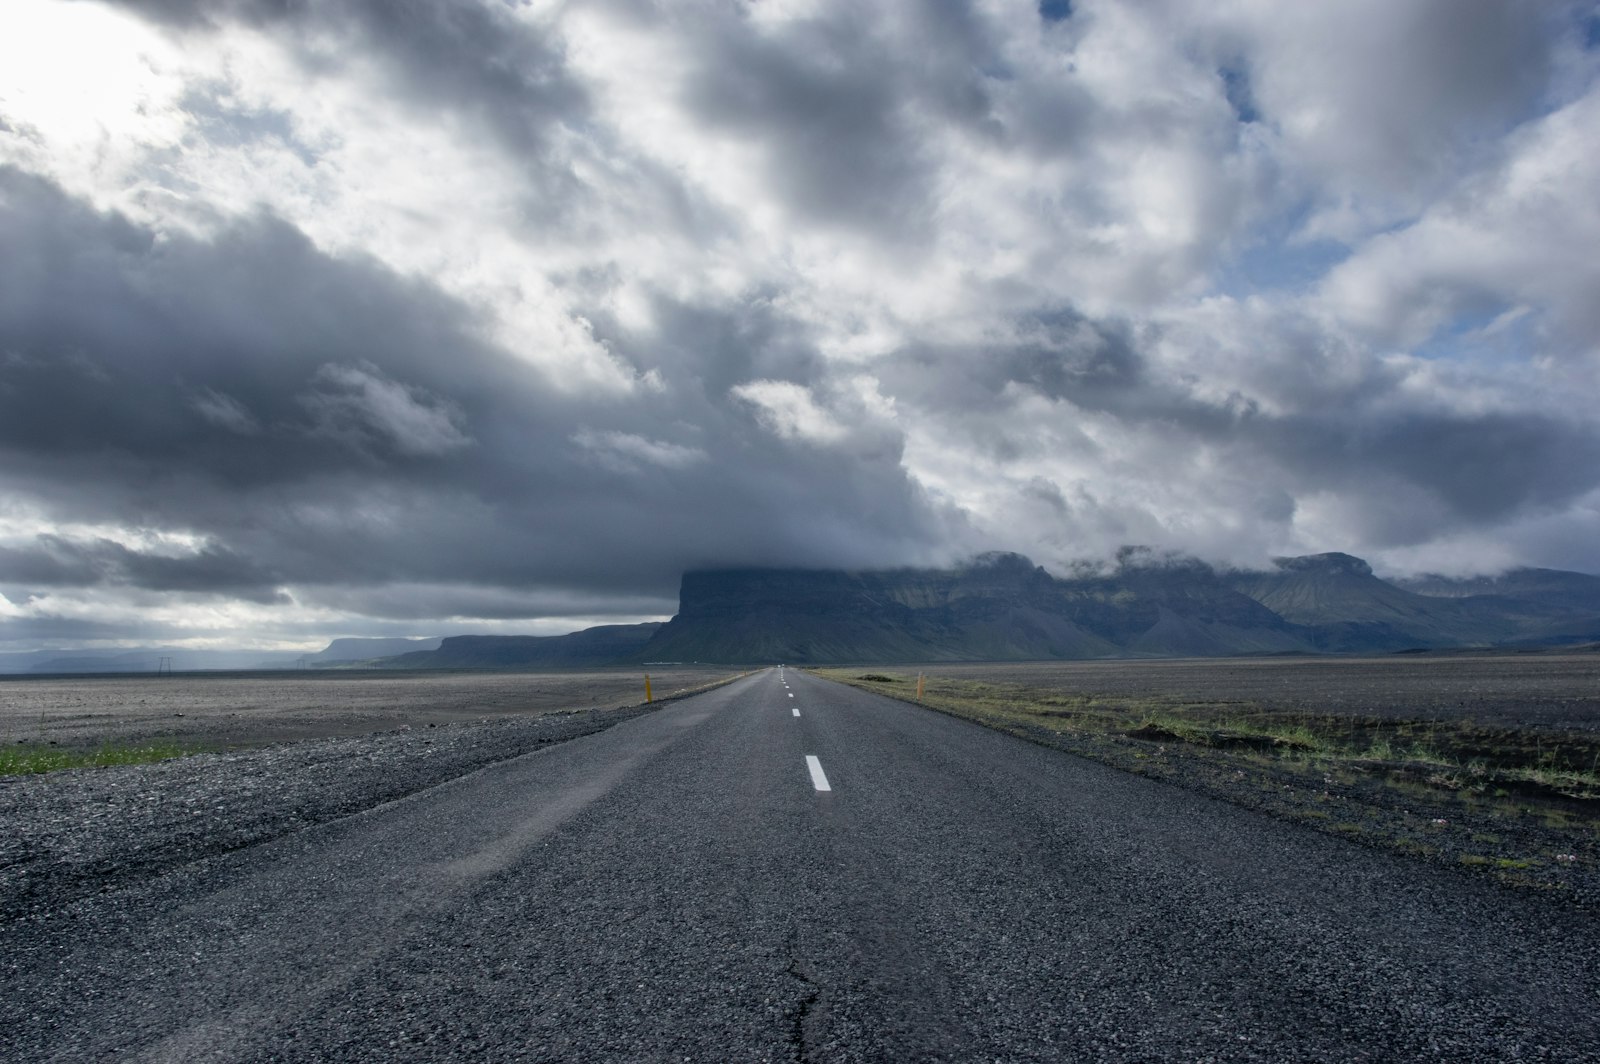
[11,555,1598,675]
[6,647,304,674]
[1396,567,1600,612]
[24,653,165,675]
[639,555,1114,664]
[379,624,663,669]
[630,551,1600,664]
[641,553,1310,664]
[306,637,442,666]
[1392,567,1600,647]
[1226,552,1516,651]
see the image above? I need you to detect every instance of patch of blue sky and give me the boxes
[1211,237,1351,300]
[1219,65,1259,125]
[1039,0,1073,24]
[1409,302,1538,366]
[180,88,320,168]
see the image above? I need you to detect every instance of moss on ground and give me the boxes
[0,742,207,777]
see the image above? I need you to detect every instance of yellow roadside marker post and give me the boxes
[917,672,925,700]
[645,674,653,703]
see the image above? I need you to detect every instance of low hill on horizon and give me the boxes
[306,637,442,666]
[379,623,663,670]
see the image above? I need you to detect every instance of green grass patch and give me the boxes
[0,742,206,777]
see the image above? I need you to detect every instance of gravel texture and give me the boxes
[0,703,661,923]
[0,666,735,749]
[911,652,1600,732]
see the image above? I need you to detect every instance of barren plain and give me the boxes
[0,666,739,751]
[900,652,1600,732]
[820,651,1600,908]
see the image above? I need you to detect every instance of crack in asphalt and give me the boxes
[785,933,822,1064]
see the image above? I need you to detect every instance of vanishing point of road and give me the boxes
[4,669,1598,1062]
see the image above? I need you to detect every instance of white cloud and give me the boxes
[572,430,707,473]
[304,362,472,457]
[1315,83,1600,356]
[732,380,849,444]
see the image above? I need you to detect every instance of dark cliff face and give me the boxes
[384,624,663,669]
[1271,552,1375,577]
[639,552,1600,664]
[372,553,1600,669]
[646,554,1308,663]
[1230,555,1600,650]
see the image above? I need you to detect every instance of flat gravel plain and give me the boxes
[0,667,735,749]
[0,705,659,922]
[4,669,1599,1062]
[911,653,1600,732]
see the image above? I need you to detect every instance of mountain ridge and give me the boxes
[11,554,1598,673]
[626,552,1600,665]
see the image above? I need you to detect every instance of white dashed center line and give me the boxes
[805,755,831,792]
[787,692,794,698]
[792,707,800,717]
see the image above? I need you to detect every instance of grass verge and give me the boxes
[816,668,1600,907]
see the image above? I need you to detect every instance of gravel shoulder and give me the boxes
[0,666,735,749]
[0,671,739,923]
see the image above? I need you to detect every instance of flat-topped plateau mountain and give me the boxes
[382,624,664,670]
[367,551,1600,668]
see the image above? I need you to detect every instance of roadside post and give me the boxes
[645,674,653,703]
[917,672,925,700]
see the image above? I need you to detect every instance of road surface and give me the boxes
[4,668,1597,1061]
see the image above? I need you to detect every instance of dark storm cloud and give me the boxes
[887,311,1229,434]
[0,536,286,602]
[680,13,930,235]
[0,612,147,645]
[1263,408,1600,539]
[0,167,497,490]
[878,303,1600,551]
[585,289,826,402]
[0,168,952,616]
[300,584,677,624]
[657,1,1010,239]
[991,311,1146,403]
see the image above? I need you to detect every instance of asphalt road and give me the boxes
[4,668,1598,1062]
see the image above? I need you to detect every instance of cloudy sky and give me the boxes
[2,0,1598,651]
